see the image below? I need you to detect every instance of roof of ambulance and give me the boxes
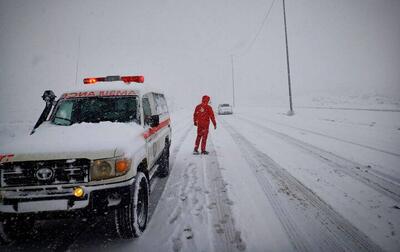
[61,81,162,96]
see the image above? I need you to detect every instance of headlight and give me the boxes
[90,158,132,181]
[91,159,114,181]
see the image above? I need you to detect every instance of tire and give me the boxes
[158,143,170,178]
[114,172,149,239]
[0,222,11,245]
[0,217,35,244]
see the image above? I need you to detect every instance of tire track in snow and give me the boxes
[147,121,193,221]
[201,140,246,252]
[168,141,222,251]
[170,161,200,252]
[222,119,383,252]
[221,120,312,252]
[237,115,400,203]
[162,123,209,252]
[170,121,193,168]
[164,124,195,213]
[167,131,246,252]
[297,106,400,113]
[239,113,400,158]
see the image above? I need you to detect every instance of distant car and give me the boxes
[218,104,233,115]
[0,75,171,243]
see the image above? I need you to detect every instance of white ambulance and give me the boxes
[0,75,171,242]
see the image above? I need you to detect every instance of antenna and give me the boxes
[74,34,81,87]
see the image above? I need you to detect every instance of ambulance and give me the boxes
[0,75,171,242]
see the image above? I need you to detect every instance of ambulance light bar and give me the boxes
[83,75,144,84]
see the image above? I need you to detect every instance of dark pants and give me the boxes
[195,126,209,152]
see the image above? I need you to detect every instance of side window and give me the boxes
[160,94,168,114]
[142,97,151,125]
[154,93,168,115]
[154,94,161,115]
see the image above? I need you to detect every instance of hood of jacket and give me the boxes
[201,95,210,105]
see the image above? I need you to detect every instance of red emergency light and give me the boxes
[83,77,105,84]
[83,75,144,84]
[121,75,144,83]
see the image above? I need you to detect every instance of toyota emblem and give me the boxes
[35,168,54,181]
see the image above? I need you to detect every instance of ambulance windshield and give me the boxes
[51,96,139,126]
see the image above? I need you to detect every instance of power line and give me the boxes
[233,0,277,57]
[229,0,278,108]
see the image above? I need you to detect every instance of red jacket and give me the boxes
[193,95,216,128]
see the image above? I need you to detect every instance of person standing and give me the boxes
[193,95,217,155]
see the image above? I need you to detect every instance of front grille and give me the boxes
[0,159,90,187]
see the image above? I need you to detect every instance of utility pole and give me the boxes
[283,0,294,115]
[231,54,236,107]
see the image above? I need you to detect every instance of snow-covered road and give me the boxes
[1,107,399,251]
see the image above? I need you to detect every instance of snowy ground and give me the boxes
[1,106,400,251]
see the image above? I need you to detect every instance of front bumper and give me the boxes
[218,111,233,115]
[0,177,135,219]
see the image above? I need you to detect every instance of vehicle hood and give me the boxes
[0,121,144,162]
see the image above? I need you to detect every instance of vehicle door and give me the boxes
[142,94,157,169]
[153,93,170,159]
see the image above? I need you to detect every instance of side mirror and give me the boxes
[150,115,160,128]
[42,90,57,104]
[31,90,57,134]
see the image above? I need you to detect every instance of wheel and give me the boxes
[0,217,35,244]
[158,143,170,178]
[114,172,149,239]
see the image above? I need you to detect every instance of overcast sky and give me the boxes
[1,0,399,122]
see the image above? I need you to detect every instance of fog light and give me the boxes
[73,187,84,198]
